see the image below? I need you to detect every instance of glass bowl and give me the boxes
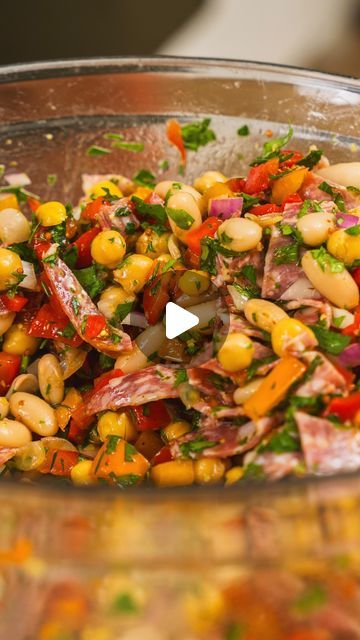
[1,57,360,640]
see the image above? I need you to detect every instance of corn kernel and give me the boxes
[36,201,67,227]
[97,410,137,442]
[0,248,23,291]
[178,270,210,296]
[71,459,95,486]
[225,466,244,485]
[217,332,254,373]
[3,323,39,356]
[162,420,191,442]
[150,460,194,487]
[327,228,360,265]
[89,180,123,199]
[91,230,126,268]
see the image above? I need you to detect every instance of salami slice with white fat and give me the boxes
[295,410,360,475]
[297,351,347,397]
[246,451,303,480]
[96,197,140,235]
[43,252,132,355]
[75,365,179,418]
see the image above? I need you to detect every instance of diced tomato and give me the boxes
[324,392,360,421]
[166,119,186,164]
[72,227,101,268]
[352,267,360,288]
[27,196,41,213]
[225,177,246,193]
[184,247,200,269]
[282,193,303,208]
[66,417,91,445]
[39,449,80,476]
[280,149,303,168]
[0,352,21,392]
[130,400,171,431]
[83,315,107,340]
[342,307,360,337]
[93,368,124,391]
[143,271,173,325]
[81,196,104,221]
[249,203,282,216]
[34,240,52,260]
[151,445,173,465]
[0,294,28,312]
[28,303,83,347]
[244,158,279,195]
[185,216,222,256]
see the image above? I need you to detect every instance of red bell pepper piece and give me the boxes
[72,227,101,268]
[39,449,80,476]
[28,303,83,347]
[324,392,360,421]
[244,158,279,194]
[249,203,282,216]
[27,196,41,213]
[34,240,52,260]
[130,400,171,431]
[81,196,104,221]
[280,149,303,168]
[342,307,360,337]
[166,119,186,164]
[352,268,360,288]
[225,177,246,193]
[282,193,303,208]
[93,368,124,392]
[152,445,173,465]
[0,352,21,392]
[143,271,173,325]
[83,315,107,340]
[0,294,28,312]
[185,216,222,256]
[330,359,354,387]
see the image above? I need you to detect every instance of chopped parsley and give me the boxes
[242,462,265,480]
[111,140,144,153]
[310,323,350,355]
[293,584,327,614]
[106,435,122,454]
[237,125,250,136]
[109,473,140,488]
[86,145,111,156]
[131,195,167,225]
[174,369,188,387]
[179,438,217,458]
[51,221,67,246]
[158,158,169,171]
[133,169,156,188]
[111,592,139,614]
[166,207,194,230]
[73,264,107,298]
[251,126,293,165]
[297,149,322,169]
[181,118,216,151]
[62,244,78,269]
[71,298,80,316]
[318,181,345,212]
[47,173,57,185]
[58,323,77,339]
[273,242,299,265]
[240,193,260,212]
[246,355,277,381]
[345,224,360,236]
[310,246,344,273]
[259,423,299,454]
[232,281,260,300]
[298,199,323,218]
[8,242,37,264]
[124,442,137,462]
[112,301,134,324]
[347,185,360,196]
[42,252,58,265]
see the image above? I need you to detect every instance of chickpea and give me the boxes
[91,230,126,268]
[13,441,46,471]
[162,420,192,442]
[225,466,244,486]
[150,460,195,487]
[98,285,136,320]
[0,248,23,291]
[178,270,210,297]
[97,411,137,442]
[217,332,254,373]
[217,218,262,252]
[36,201,67,227]
[202,182,234,210]
[297,211,335,247]
[193,171,227,194]
[166,192,202,241]
[88,180,123,199]
[194,457,226,484]
[71,460,96,486]
[136,229,170,258]
[0,312,15,337]
[327,228,360,265]
[0,208,30,244]
[302,251,359,309]
[154,180,202,203]
[3,324,39,356]
[271,318,316,357]
[113,254,153,293]
[244,299,288,333]
[0,418,32,447]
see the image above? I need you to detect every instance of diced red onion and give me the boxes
[338,343,360,368]
[4,172,31,187]
[209,197,243,219]
[336,212,360,229]
[20,261,37,290]
[122,312,148,329]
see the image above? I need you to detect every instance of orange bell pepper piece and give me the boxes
[243,356,306,421]
[0,193,18,211]
[166,119,186,164]
[271,166,308,205]
[55,387,83,431]
[91,436,149,485]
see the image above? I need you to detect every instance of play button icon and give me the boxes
[165,302,199,340]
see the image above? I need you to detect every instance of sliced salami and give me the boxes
[297,351,347,397]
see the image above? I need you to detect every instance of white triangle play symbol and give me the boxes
[165,302,199,340]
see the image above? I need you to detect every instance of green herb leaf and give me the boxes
[86,145,111,157]
[8,242,37,264]
[237,125,249,136]
[298,199,323,218]
[47,173,57,186]
[165,207,194,230]
[98,353,115,371]
[259,424,299,454]
[273,242,299,265]
[71,298,80,315]
[251,126,293,165]
[133,169,156,188]
[112,301,134,324]
[347,185,360,196]
[181,118,216,151]
[310,246,344,273]
[310,323,350,355]
[240,264,257,285]
[111,140,144,153]
[62,245,78,269]
[132,195,167,225]
[108,472,140,488]
[297,149,322,169]
[179,438,217,458]
[174,369,188,387]
[246,355,277,381]
[242,462,265,480]
[345,224,360,236]
[73,264,107,298]
[51,221,67,246]
[318,181,346,212]
[124,442,137,462]
[232,281,260,300]
[57,323,77,339]
[158,159,169,171]
[293,585,327,614]
[106,435,122,454]
[239,193,260,212]
[112,592,139,614]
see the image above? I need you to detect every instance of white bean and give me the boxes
[0,418,32,447]
[233,379,263,405]
[38,354,64,405]
[244,299,288,333]
[0,208,31,244]
[302,251,359,309]
[0,312,15,336]
[186,300,217,330]
[9,392,58,436]
[166,192,202,241]
[331,306,354,329]
[41,436,77,451]
[316,162,360,189]
[135,323,166,356]
[297,211,335,247]
[0,397,9,419]
[6,373,38,399]
[115,344,149,374]
[14,441,46,471]
[217,218,262,252]
[154,180,202,203]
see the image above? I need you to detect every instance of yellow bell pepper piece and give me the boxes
[243,356,306,421]
[55,387,82,431]
[271,166,308,205]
